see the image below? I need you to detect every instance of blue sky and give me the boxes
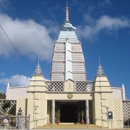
[0,0,130,99]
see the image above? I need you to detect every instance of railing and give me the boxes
[30,116,50,129]
[95,117,130,129]
[0,115,30,130]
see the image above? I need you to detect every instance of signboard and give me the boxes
[108,111,113,119]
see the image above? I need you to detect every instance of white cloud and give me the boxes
[83,14,95,25]
[105,0,111,4]
[0,0,10,12]
[0,74,50,88]
[96,16,130,30]
[0,90,4,93]
[87,6,94,12]
[0,75,31,86]
[77,15,130,40]
[98,0,111,8]
[0,13,57,60]
[0,72,5,76]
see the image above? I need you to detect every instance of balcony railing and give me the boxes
[46,81,93,92]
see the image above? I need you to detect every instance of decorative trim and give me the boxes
[67,93,73,99]
[27,91,112,94]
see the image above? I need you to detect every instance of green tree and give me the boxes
[2,101,11,113]
[0,93,6,99]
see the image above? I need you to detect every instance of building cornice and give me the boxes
[27,91,113,94]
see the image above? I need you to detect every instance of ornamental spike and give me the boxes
[97,57,104,76]
[64,2,71,23]
[35,59,42,75]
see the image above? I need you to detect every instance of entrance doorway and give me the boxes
[60,104,78,122]
[55,101,86,123]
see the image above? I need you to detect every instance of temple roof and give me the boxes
[56,31,79,43]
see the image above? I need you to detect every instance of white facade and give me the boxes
[6,84,125,101]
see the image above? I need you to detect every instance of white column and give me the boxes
[86,100,90,124]
[52,100,55,124]
[65,41,73,80]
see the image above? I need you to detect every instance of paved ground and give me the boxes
[4,128,130,130]
[0,128,130,130]
[32,129,105,130]
[0,127,117,130]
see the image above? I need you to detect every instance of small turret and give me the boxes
[94,57,111,91]
[28,61,47,91]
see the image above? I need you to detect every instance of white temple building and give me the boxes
[6,4,129,129]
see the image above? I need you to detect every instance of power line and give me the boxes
[0,25,33,72]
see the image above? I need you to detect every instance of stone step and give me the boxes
[37,128,108,130]
[38,124,105,129]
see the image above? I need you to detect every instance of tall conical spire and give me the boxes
[97,57,104,76]
[64,2,70,23]
[35,58,42,75]
[51,3,86,81]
